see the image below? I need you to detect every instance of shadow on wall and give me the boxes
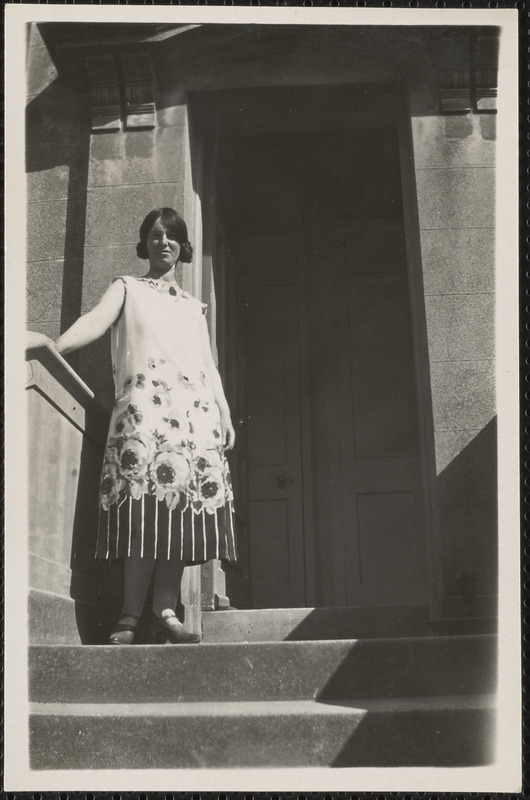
[76,332,116,415]
[68,402,122,644]
[436,416,498,606]
[26,77,90,365]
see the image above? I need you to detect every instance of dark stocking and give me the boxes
[121,557,156,620]
[152,560,185,617]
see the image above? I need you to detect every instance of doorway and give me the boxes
[197,86,431,611]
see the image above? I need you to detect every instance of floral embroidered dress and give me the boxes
[95,276,237,564]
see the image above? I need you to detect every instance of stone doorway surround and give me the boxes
[27,22,498,639]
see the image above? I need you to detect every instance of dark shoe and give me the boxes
[109,615,138,645]
[151,609,201,644]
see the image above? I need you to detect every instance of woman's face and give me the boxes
[146,219,181,270]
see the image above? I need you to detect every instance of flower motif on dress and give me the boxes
[197,467,226,513]
[163,416,181,430]
[148,445,191,510]
[194,449,223,473]
[100,464,125,510]
[150,428,168,449]
[192,398,211,413]
[191,450,227,513]
[152,378,171,394]
[114,404,143,436]
[195,456,209,472]
[118,433,151,480]
[123,373,146,391]
[222,457,234,501]
[150,390,170,409]
[177,372,196,391]
[147,357,167,370]
[150,379,172,409]
[98,433,151,503]
[101,346,235,515]
[128,475,150,500]
[104,438,121,467]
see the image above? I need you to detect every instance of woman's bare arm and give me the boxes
[55,280,125,356]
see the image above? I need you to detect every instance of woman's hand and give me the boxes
[26,331,57,350]
[220,414,236,451]
[199,315,236,451]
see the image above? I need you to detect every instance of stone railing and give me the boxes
[26,340,120,644]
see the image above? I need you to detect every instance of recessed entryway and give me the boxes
[193,84,431,611]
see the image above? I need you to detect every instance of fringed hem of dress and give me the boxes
[95,494,238,563]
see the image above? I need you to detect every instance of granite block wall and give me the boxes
[412,114,497,607]
[26,23,90,343]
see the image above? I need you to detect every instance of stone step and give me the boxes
[30,635,496,704]
[28,588,114,646]
[202,606,431,642]
[29,694,496,769]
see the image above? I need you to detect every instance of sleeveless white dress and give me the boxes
[95,276,237,563]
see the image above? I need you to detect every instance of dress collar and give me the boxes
[138,276,187,298]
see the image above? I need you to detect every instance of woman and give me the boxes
[38,208,237,644]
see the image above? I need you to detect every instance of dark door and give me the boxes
[218,124,429,609]
[237,234,308,607]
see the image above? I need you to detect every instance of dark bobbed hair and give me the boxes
[136,208,193,263]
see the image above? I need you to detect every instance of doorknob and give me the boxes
[277,474,294,488]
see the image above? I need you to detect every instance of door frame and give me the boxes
[396,104,442,619]
[191,81,440,612]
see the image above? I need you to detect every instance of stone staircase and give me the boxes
[28,608,497,770]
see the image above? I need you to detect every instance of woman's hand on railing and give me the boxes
[26,331,58,351]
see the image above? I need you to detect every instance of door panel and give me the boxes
[348,273,418,458]
[246,292,290,468]
[357,491,420,584]
[309,222,426,607]
[249,499,292,607]
[230,222,427,609]
[307,236,351,607]
[239,241,307,608]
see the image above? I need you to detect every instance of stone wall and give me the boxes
[26,24,90,345]
[412,114,497,610]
